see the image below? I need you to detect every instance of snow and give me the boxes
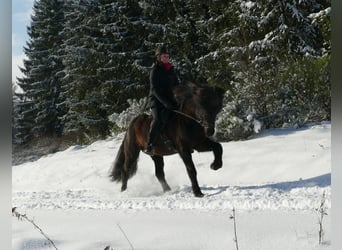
[12,122,331,249]
[244,1,255,10]
[309,7,331,20]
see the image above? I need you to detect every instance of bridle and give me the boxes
[172,90,218,131]
[172,109,211,130]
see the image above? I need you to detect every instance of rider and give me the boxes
[145,46,180,153]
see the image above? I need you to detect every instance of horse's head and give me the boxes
[174,83,225,137]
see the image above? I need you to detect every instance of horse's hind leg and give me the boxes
[121,171,128,192]
[151,155,171,192]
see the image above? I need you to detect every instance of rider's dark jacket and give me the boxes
[146,62,180,146]
[148,62,179,110]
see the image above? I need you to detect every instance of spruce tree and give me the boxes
[61,0,156,141]
[236,0,329,128]
[14,0,65,144]
[206,0,331,139]
[162,0,212,84]
[194,0,239,89]
[97,0,152,113]
[61,0,111,141]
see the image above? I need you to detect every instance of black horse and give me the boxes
[109,83,225,197]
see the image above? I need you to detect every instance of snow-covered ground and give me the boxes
[12,122,331,249]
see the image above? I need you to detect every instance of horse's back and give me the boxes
[128,113,180,155]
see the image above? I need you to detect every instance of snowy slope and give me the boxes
[12,122,331,250]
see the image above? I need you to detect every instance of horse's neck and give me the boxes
[173,85,195,114]
[174,100,200,125]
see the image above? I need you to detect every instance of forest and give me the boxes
[12,0,331,146]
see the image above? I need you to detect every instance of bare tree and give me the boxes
[316,191,328,245]
[12,207,58,250]
[230,207,239,250]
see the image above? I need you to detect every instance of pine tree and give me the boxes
[61,0,111,141]
[237,0,330,128]
[194,0,239,89]
[97,0,152,113]
[14,59,36,144]
[162,0,210,83]
[12,84,22,143]
[208,0,330,139]
[14,0,65,144]
[61,0,156,141]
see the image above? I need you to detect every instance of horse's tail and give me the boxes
[109,130,139,182]
[109,137,126,182]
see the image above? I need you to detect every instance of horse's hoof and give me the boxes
[194,192,204,198]
[210,161,222,170]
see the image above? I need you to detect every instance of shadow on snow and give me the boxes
[204,173,330,197]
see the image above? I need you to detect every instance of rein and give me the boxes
[172,110,205,128]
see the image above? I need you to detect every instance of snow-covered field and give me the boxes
[12,122,331,249]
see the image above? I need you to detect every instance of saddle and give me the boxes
[159,133,175,151]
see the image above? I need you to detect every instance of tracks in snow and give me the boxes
[13,182,330,211]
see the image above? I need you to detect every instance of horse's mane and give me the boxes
[173,82,225,105]
[173,83,194,101]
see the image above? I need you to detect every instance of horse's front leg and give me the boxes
[194,138,223,170]
[178,150,204,197]
[210,140,223,170]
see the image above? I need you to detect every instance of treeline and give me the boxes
[12,0,331,144]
